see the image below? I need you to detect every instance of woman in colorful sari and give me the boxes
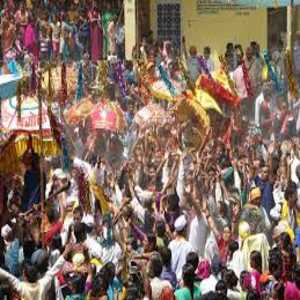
[0,16,16,63]
[102,2,114,59]
[23,13,39,64]
[15,3,28,39]
[88,5,103,63]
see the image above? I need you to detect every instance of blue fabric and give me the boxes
[5,239,20,277]
[254,176,275,217]
[107,277,122,300]
[0,76,20,100]
[296,227,300,247]
[161,266,177,289]
[21,170,42,212]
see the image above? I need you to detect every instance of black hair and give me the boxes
[159,247,172,268]
[74,222,87,243]
[269,252,283,280]
[186,252,199,273]
[246,291,261,300]
[68,274,85,294]
[90,273,109,298]
[223,269,238,289]
[47,207,59,223]
[216,280,228,296]
[102,262,116,284]
[273,281,285,300]
[23,263,39,283]
[250,251,262,274]
[156,220,166,238]
[228,240,239,260]
[284,181,297,201]
[294,263,300,289]
[51,234,62,252]
[182,263,195,300]
[279,232,293,251]
[149,254,163,278]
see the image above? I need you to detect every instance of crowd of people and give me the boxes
[2,1,300,300]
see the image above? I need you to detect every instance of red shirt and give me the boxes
[44,221,63,246]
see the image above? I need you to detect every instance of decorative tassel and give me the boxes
[75,169,91,213]
[219,55,237,96]
[97,60,108,91]
[60,63,67,107]
[285,50,298,100]
[31,63,36,94]
[158,64,176,96]
[47,106,62,147]
[196,75,240,107]
[75,62,83,102]
[47,65,54,103]
[16,81,22,121]
[241,59,253,98]
[115,60,126,98]
[61,135,71,171]
[197,56,212,79]
[263,50,282,93]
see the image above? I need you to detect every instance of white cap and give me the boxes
[174,215,188,232]
[1,224,12,239]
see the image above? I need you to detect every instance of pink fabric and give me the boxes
[250,270,261,295]
[23,23,39,64]
[89,10,103,62]
[233,65,248,99]
[285,281,300,300]
[196,260,211,280]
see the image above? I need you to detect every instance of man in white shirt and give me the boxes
[168,215,194,281]
[204,46,214,73]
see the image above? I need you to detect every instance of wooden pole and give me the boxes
[287,0,294,53]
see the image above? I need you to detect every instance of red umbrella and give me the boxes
[89,100,126,132]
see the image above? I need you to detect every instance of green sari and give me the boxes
[175,285,201,300]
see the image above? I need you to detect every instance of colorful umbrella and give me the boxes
[133,103,172,128]
[64,97,94,126]
[0,96,60,172]
[89,100,126,132]
[1,96,51,134]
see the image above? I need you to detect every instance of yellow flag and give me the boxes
[195,88,223,115]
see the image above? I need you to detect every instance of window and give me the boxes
[157,2,181,52]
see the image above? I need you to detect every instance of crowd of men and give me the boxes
[1,1,300,300]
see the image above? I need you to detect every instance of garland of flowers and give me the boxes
[47,65,54,103]
[16,77,30,120]
[178,58,195,91]
[97,60,108,91]
[61,135,71,171]
[30,63,36,93]
[75,62,84,102]
[285,50,298,100]
[197,75,240,107]
[263,50,282,92]
[158,64,176,96]
[241,59,253,98]
[47,106,62,148]
[60,63,67,107]
[75,169,91,213]
[115,60,127,98]
[197,55,212,78]
[219,55,237,96]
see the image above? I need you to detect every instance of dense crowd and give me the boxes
[2,1,300,300]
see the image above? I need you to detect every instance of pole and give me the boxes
[287,0,294,53]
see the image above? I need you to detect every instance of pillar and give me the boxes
[124,0,138,60]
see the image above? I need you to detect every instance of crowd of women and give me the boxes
[1,1,300,300]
